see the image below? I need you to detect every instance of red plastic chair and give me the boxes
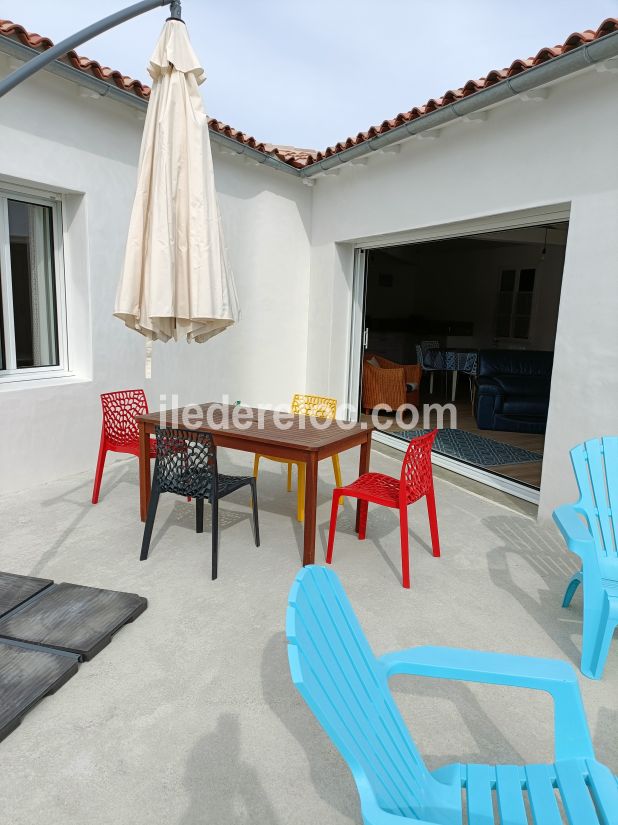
[91,389,155,504]
[326,429,440,588]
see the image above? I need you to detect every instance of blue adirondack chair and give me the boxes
[553,436,618,680]
[286,566,618,825]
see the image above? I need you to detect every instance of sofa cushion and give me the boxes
[477,349,553,378]
[502,397,549,417]
[475,378,503,397]
[491,376,551,397]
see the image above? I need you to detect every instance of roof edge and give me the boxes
[301,27,618,176]
[2,17,618,176]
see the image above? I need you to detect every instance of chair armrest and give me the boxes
[379,366,406,379]
[553,504,596,557]
[379,646,594,762]
[403,364,422,385]
[474,377,503,397]
[363,363,405,383]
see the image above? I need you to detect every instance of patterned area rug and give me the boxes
[394,429,543,466]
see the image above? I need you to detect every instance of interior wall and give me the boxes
[0,64,312,495]
[307,67,618,518]
[366,237,565,356]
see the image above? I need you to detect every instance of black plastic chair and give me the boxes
[140,427,260,579]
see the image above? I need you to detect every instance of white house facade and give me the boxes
[1,18,617,519]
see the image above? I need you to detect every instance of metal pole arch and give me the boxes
[0,0,181,99]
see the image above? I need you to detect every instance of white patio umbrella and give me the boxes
[115,18,239,351]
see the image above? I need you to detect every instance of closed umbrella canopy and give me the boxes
[115,19,239,343]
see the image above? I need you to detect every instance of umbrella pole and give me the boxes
[168,1,183,20]
[0,0,181,100]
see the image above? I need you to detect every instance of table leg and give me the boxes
[303,454,319,566]
[355,431,372,533]
[138,421,151,522]
[451,370,458,403]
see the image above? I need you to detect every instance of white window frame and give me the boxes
[0,186,69,383]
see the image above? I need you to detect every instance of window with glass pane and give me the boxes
[0,197,60,373]
[495,267,536,340]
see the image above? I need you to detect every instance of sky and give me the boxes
[3,1,618,149]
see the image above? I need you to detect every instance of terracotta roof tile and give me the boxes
[1,17,617,169]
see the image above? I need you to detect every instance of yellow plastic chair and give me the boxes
[253,393,344,522]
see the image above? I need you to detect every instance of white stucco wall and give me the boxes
[0,65,312,495]
[1,58,616,518]
[307,67,618,518]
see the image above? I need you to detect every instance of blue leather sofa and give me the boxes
[474,349,554,433]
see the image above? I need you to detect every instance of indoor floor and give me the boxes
[365,375,545,489]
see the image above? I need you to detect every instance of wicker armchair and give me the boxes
[362,354,422,413]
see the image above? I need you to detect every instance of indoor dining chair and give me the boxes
[416,340,441,394]
[326,429,440,588]
[140,427,260,580]
[253,393,344,521]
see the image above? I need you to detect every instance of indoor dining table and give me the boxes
[136,403,373,566]
[423,348,478,402]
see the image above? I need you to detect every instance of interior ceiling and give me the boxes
[374,223,568,264]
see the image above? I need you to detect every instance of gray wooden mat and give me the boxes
[0,640,78,742]
[0,572,53,618]
[0,583,148,661]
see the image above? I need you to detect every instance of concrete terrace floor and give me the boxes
[0,445,616,825]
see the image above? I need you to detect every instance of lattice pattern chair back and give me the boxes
[458,350,478,375]
[154,427,217,499]
[419,340,440,366]
[401,430,437,504]
[571,437,618,570]
[287,566,444,820]
[101,389,148,448]
[291,393,337,419]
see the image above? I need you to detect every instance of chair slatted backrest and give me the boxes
[571,437,618,564]
[286,566,435,820]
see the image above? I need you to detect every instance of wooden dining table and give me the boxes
[136,403,373,566]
